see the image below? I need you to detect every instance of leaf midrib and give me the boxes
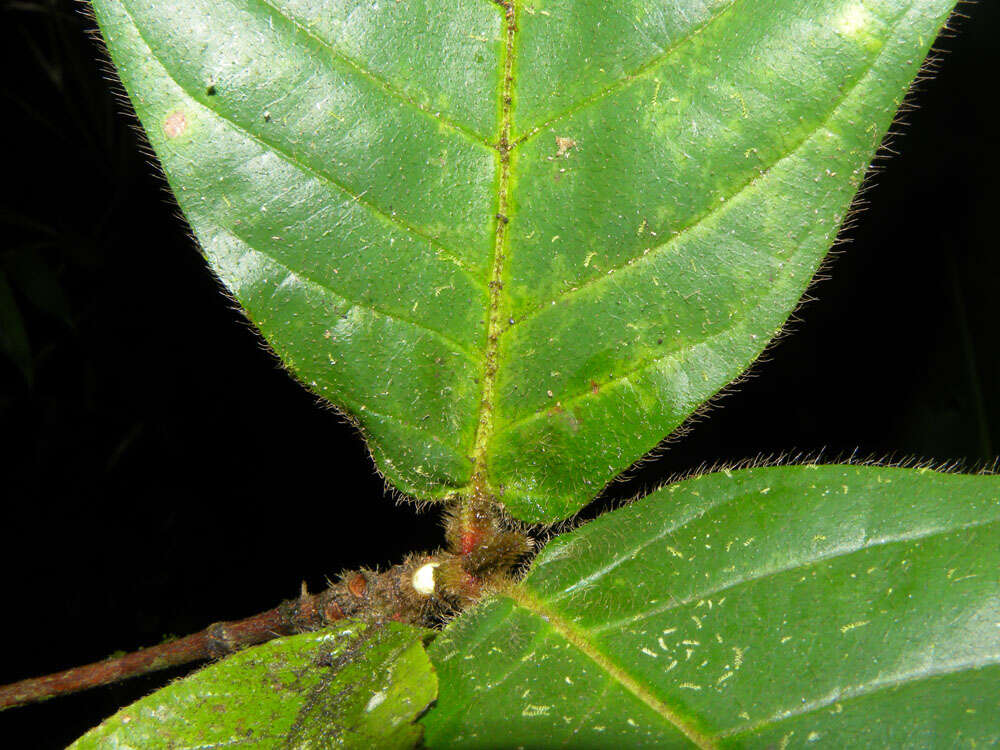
[465,0,745,499]
[505,585,717,749]
[468,0,910,486]
[468,0,516,496]
[489,10,908,438]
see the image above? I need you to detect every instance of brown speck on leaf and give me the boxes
[590,381,600,395]
[163,111,187,139]
[555,136,577,157]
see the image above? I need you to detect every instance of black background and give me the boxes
[1,1,998,746]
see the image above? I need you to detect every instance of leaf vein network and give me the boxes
[119,0,484,287]
[251,0,494,146]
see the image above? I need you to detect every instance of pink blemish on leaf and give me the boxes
[163,111,187,139]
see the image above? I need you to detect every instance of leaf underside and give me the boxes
[71,621,437,749]
[423,465,1000,748]
[90,0,958,522]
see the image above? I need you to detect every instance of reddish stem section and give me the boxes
[0,516,531,711]
[0,553,441,710]
[0,606,297,710]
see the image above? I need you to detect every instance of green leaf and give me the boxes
[91,0,958,522]
[423,466,1000,748]
[71,621,437,749]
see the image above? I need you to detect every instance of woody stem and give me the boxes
[0,603,303,710]
[0,554,441,711]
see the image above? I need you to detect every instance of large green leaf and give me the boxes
[424,466,1000,747]
[91,0,957,522]
[71,621,437,749]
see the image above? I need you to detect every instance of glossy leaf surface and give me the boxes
[92,0,957,522]
[424,466,1000,747]
[71,622,436,749]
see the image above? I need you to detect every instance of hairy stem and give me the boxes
[0,553,443,710]
[1,498,534,710]
[0,606,298,710]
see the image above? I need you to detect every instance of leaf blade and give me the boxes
[489,0,959,521]
[93,0,961,521]
[423,466,1000,747]
[91,0,497,498]
[70,622,437,749]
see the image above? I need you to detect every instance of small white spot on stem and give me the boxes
[412,562,440,596]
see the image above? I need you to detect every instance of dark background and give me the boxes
[1,1,997,746]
